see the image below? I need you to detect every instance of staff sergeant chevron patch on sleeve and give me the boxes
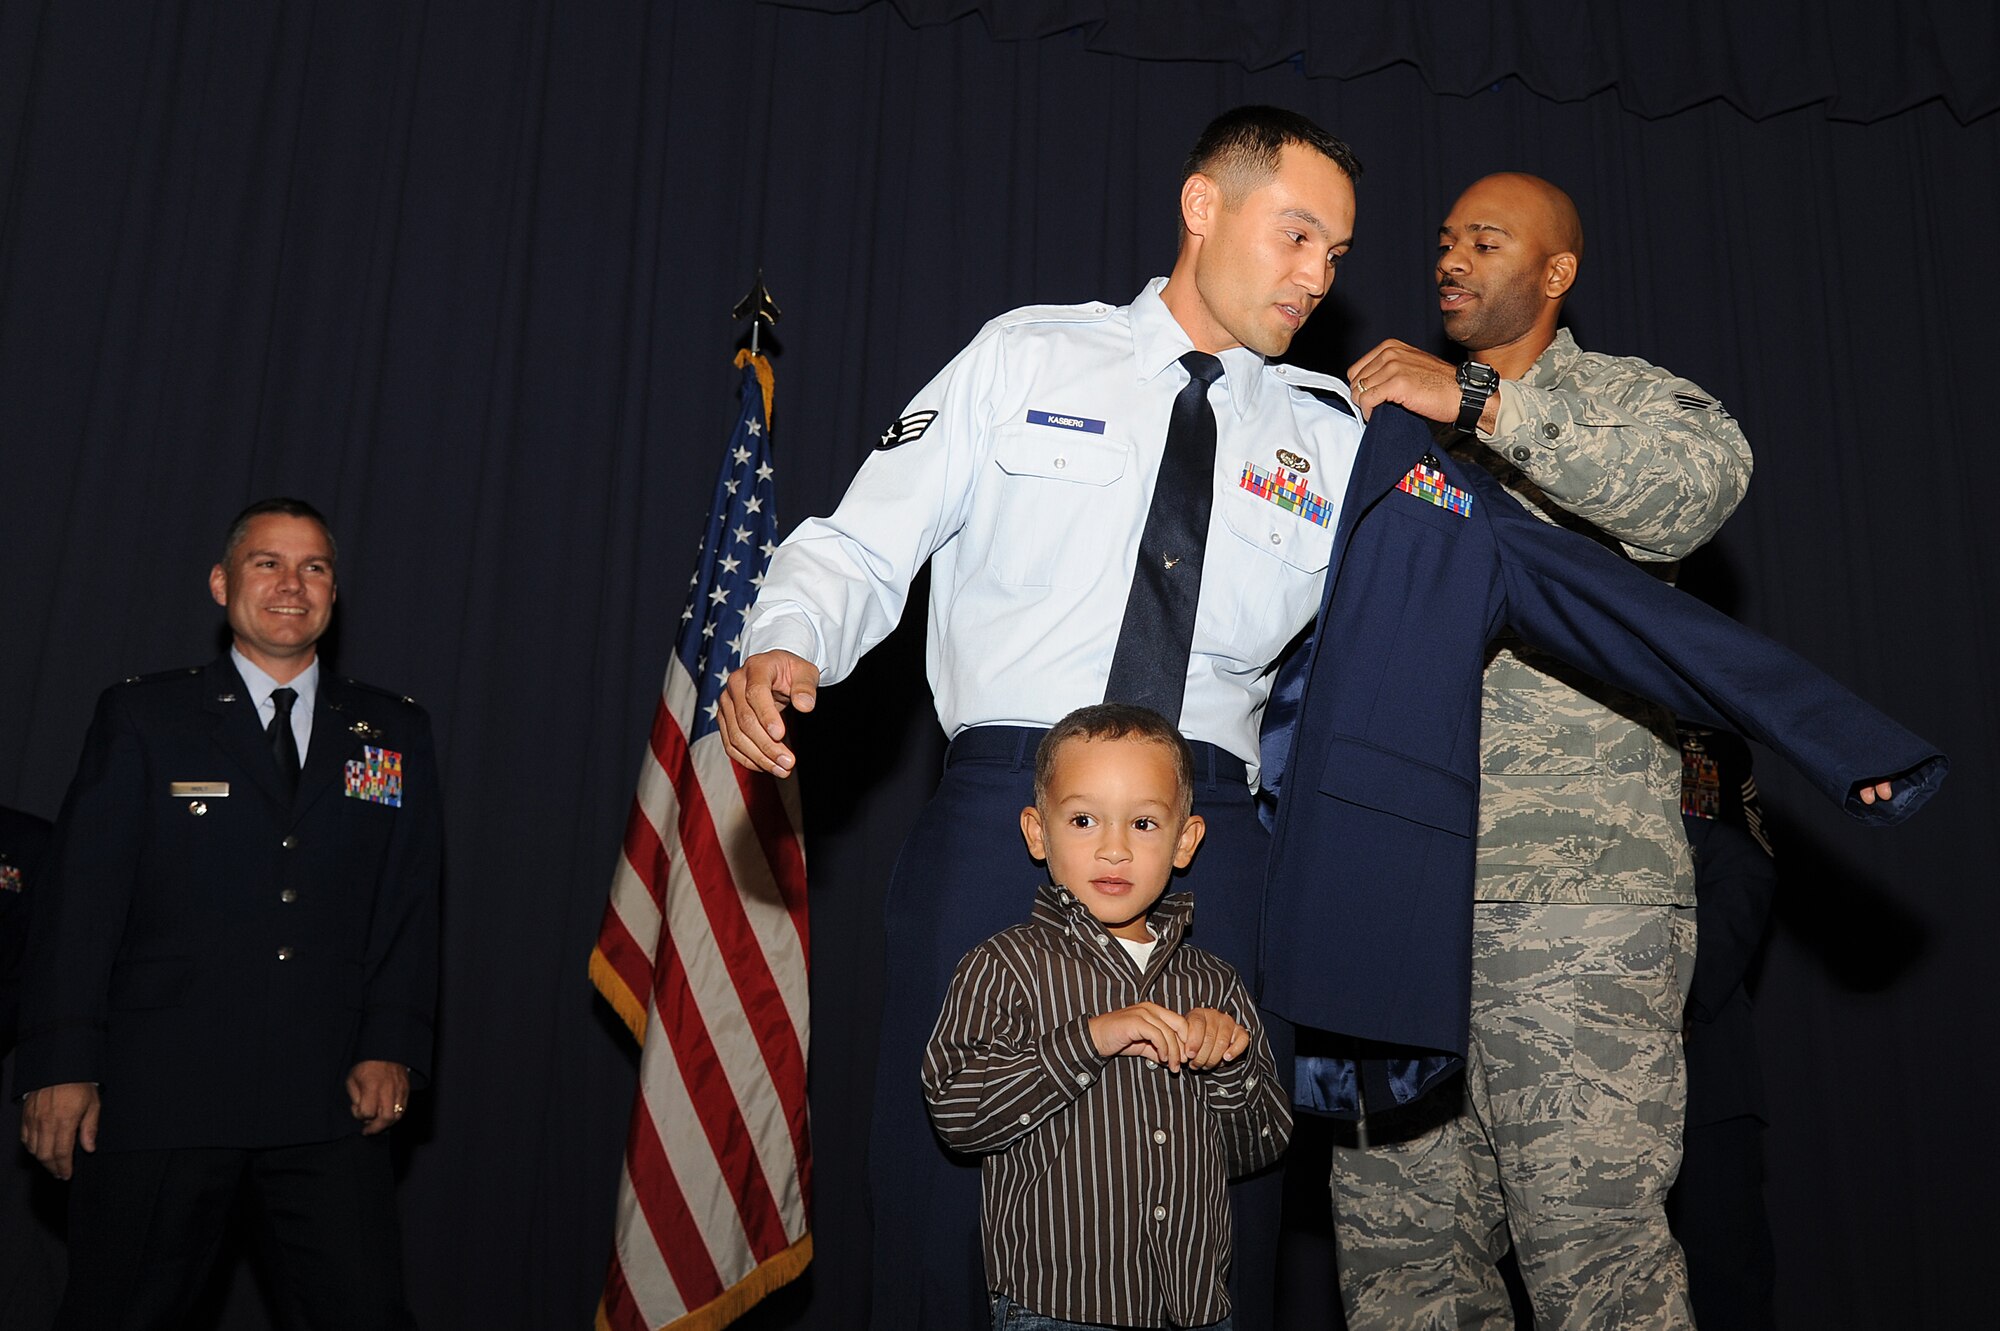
[877,410,939,449]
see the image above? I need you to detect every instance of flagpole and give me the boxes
[731,271,782,358]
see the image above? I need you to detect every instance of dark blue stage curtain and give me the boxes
[764,0,2000,123]
[0,3,1993,1330]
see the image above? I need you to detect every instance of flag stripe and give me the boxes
[619,1063,728,1310]
[735,760,810,965]
[653,893,792,1261]
[651,683,808,1098]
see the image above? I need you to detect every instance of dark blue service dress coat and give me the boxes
[1259,406,1945,1113]
[16,658,443,1151]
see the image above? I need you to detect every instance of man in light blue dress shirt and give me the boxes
[720,107,1366,1330]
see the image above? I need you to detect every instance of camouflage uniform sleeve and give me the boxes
[1481,361,1753,560]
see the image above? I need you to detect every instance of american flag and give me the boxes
[591,351,811,1331]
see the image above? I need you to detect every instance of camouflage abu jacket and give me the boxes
[1452,328,1754,906]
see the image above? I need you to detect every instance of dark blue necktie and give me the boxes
[1103,351,1223,725]
[268,686,300,800]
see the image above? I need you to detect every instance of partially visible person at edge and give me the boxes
[720,105,1367,1329]
[1318,171,1752,1327]
[0,804,54,1058]
[1669,725,1779,1331]
[16,498,441,1330]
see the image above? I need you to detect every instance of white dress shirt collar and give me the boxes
[229,647,320,757]
[1130,276,1268,421]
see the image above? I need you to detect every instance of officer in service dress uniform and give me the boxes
[15,497,441,1331]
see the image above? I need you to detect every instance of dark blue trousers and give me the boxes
[867,726,1289,1331]
[59,1134,414,1331]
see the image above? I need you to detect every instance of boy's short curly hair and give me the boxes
[1033,704,1196,820]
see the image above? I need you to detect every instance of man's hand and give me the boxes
[20,1082,101,1180]
[1855,779,1897,806]
[347,1060,411,1135]
[1180,1007,1252,1071]
[717,650,821,777]
[1089,1002,1191,1071]
[1348,339,1493,431]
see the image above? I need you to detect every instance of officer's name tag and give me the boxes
[169,781,230,797]
[344,746,404,808]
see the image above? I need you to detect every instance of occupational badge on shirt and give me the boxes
[1680,747,1722,820]
[876,410,938,450]
[349,719,382,741]
[1239,461,1334,527]
[343,745,404,808]
[1025,409,1106,434]
[0,861,21,893]
[1395,461,1474,517]
[1275,448,1309,473]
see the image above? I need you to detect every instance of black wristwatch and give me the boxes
[1455,360,1500,435]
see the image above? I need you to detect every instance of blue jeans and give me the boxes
[991,1291,1234,1331]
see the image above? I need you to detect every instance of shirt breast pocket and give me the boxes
[1209,480,1337,652]
[985,426,1130,586]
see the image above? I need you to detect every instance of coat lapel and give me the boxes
[1257,407,1444,801]
[202,658,290,811]
[1323,405,1437,598]
[296,675,359,820]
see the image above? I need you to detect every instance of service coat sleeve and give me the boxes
[15,688,147,1091]
[1468,457,1947,819]
[351,707,443,1086]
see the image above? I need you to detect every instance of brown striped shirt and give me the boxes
[922,883,1291,1327]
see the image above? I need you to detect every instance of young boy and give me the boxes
[922,704,1292,1331]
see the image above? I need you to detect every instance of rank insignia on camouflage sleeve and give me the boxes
[0,862,20,893]
[1396,461,1474,517]
[876,410,938,449]
[1240,461,1334,526]
[343,745,404,808]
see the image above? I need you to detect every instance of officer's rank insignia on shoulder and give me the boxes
[344,745,404,807]
[1395,459,1474,517]
[1240,461,1333,527]
[877,410,938,450]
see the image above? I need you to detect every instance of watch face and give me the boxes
[1458,361,1500,390]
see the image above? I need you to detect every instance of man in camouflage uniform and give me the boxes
[1335,172,1754,1328]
